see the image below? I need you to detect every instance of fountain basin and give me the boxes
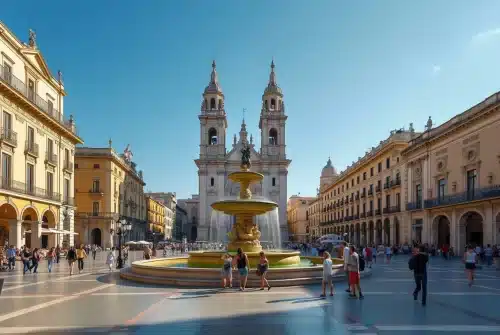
[211,199,278,216]
[228,171,263,184]
[120,256,373,288]
[187,250,301,268]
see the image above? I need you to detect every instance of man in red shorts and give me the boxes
[347,245,363,299]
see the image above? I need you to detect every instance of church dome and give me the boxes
[321,157,337,177]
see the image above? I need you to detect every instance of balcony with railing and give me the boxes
[424,185,500,209]
[355,194,360,201]
[45,152,57,166]
[89,188,104,196]
[375,209,381,216]
[376,185,382,193]
[63,160,74,173]
[360,191,366,198]
[25,141,39,157]
[391,178,401,188]
[353,214,359,220]
[62,197,74,206]
[0,128,17,147]
[368,189,373,196]
[76,212,118,219]
[360,212,366,218]
[383,181,391,190]
[0,178,60,202]
[406,201,422,211]
[344,215,353,221]
[0,63,78,136]
[367,210,373,217]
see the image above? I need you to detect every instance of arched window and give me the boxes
[210,177,215,187]
[271,98,276,109]
[208,128,218,145]
[218,99,222,109]
[210,98,216,109]
[269,128,278,145]
[204,99,208,110]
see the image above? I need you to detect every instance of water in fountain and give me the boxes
[255,207,282,250]
[208,209,233,243]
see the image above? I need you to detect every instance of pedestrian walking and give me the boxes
[257,251,271,291]
[347,246,363,299]
[76,245,87,273]
[342,242,351,293]
[55,245,61,264]
[463,245,477,287]
[67,246,77,275]
[46,247,55,273]
[320,251,334,297]
[21,247,31,275]
[234,248,249,291]
[409,245,428,306]
[91,245,97,261]
[30,248,40,273]
[106,250,115,272]
[7,245,16,271]
[221,253,233,288]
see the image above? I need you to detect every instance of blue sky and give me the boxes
[4,1,500,199]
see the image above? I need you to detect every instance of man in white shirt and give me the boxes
[342,242,351,293]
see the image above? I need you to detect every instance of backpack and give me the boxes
[408,256,415,271]
[359,256,365,272]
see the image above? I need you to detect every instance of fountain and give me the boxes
[120,146,370,287]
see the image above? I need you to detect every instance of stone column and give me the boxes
[8,220,22,248]
[484,204,494,246]
[390,220,396,245]
[31,221,42,249]
[450,209,457,254]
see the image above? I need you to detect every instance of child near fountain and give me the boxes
[321,251,334,297]
[221,253,233,288]
[257,251,271,291]
[106,250,115,272]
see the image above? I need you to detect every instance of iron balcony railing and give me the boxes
[368,189,373,196]
[384,181,391,189]
[25,141,39,157]
[391,178,401,187]
[45,152,57,165]
[0,178,60,202]
[0,127,17,146]
[345,215,353,221]
[376,185,382,193]
[360,191,366,198]
[375,209,381,216]
[76,212,118,219]
[367,210,373,217]
[63,160,74,172]
[0,64,78,135]
[353,214,359,220]
[360,212,366,218]
[406,201,422,211]
[89,188,103,194]
[424,185,500,209]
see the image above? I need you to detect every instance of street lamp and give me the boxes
[115,218,132,269]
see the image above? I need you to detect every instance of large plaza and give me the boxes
[0,253,499,334]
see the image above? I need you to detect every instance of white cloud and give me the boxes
[472,28,500,42]
[432,65,441,74]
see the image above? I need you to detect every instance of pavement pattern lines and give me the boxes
[0,252,498,334]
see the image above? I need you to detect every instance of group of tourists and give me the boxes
[220,248,271,291]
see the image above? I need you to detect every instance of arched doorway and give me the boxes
[41,210,56,249]
[22,207,39,249]
[91,228,102,246]
[460,211,483,247]
[433,215,450,247]
[376,220,383,245]
[384,218,390,245]
[0,203,18,247]
[394,217,400,245]
[368,221,374,245]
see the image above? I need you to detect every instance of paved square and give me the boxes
[0,252,499,334]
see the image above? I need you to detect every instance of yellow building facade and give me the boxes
[309,91,500,254]
[0,23,83,249]
[146,196,166,240]
[74,145,146,248]
[287,195,315,243]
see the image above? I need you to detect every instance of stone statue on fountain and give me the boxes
[240,145,251,170]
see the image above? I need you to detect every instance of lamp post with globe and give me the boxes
[114,218,132,269]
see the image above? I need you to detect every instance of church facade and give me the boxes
[195,61,291,242]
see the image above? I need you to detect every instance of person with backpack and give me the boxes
[364,245,373,268]
[408,245,428,306]
[66,246,77,275]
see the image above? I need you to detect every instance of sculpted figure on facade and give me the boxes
[28,29,37,48]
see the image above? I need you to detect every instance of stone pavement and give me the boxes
[0,252,499,334]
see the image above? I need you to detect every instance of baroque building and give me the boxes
[287,195,316,243]
[308,91,500,254]
[0,23,83,249]
[195,61,291,242]
[74,144,147,248]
